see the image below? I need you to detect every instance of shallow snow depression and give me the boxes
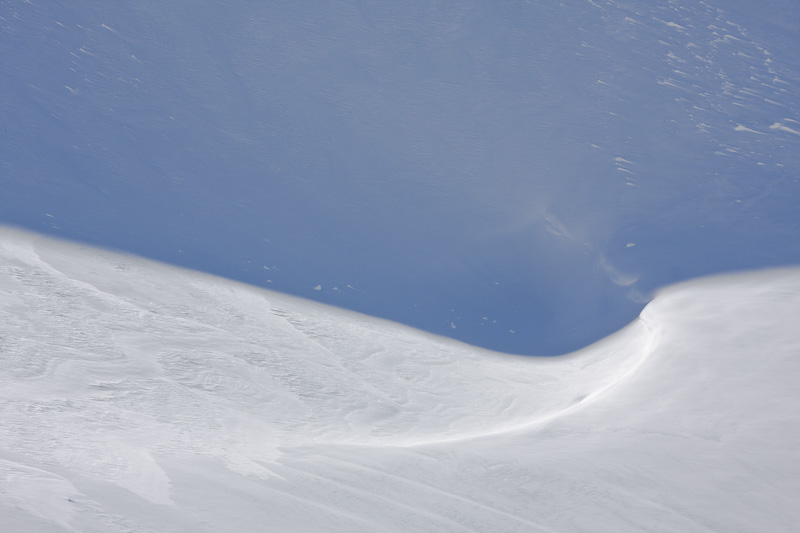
[1,226,799,532]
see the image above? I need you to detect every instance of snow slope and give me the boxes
[3,0,799,354]
[2,226,799,531]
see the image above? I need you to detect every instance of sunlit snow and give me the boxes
[2,227,798,531]
[2,0,799,529]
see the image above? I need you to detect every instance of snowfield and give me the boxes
[1,226,798,531]
[3,0,799,355]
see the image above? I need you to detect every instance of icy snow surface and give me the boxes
[2,227,799,531]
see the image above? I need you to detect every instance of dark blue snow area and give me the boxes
[2,0,799,354]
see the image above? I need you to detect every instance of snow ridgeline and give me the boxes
[1,226,798,532]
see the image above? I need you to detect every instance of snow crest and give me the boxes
[2,227,799,531]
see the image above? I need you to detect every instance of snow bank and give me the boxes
[1,227,798,531]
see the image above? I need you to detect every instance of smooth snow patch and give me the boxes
[770,122,800,135]
[734,124,765,134]
[0,459,81,531]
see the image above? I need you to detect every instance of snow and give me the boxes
[1,0,799,525]
[2,0,799,355]
[2,226,799,531]
[734,124,765,134]
[770,122,800,135]
[0,459,80,531]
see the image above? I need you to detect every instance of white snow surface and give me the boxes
[1,226,799,531]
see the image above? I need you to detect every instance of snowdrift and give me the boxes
[1,226,798,531]
[3,0,799,355]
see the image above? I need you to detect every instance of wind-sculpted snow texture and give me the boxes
[2,1,799,354]
[2,228,799,531]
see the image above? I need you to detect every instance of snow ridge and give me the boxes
[2,226,799,532]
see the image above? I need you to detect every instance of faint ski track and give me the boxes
[277,461,481,533]
[319,455,558,533]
